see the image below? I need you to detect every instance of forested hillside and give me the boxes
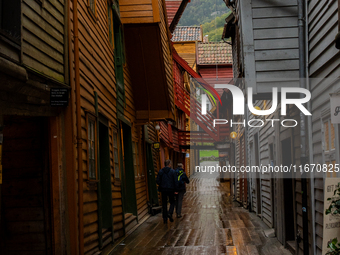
[178,0,230,41]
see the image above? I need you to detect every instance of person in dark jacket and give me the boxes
[156,159,178,224]
[170,163,189,218]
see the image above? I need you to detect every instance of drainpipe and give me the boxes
[72,0,84,254]
[66,0,78,253]
[298,0,309,254]
[304,0,315,253]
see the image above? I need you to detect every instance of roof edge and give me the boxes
[169,0,190,33]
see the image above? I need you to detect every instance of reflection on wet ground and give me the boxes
[112,172,291,255]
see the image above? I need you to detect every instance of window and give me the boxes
[107,2,114,46]
[132,141,143,178]
[323,120,336,152]
[133,142,137,177]
[322,118,337,177]
[326,160,337,178]
[89,0,96,14]
[0,0,21,43]
[114,23,125,93]
[87,115,97,180]
[107,1,125,102]
[113,129,120,179]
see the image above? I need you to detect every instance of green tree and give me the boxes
[178,0,229,26]
[178,0,230,42]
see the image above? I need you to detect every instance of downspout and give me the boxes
[305,0,315,254]
[72,0,84,254]
[298,0,309,254]
[66,0,78,253]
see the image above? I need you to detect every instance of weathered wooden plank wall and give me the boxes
[158,0,175,117]
[173,42,197,70]
[247,100,275,228]
[308,0,340,254]
[120,0,155,24]
[69,0,133,253]
[239,0,300,94]
[22,0,66,82]
[252,0,299,85]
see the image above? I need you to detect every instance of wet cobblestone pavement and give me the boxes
[112,172,291,255]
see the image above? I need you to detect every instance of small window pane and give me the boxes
[89,0,96,13]
[107,3,114,46]
[324,121,329,151]
[133,142,137,177]
[88,119,96,179]
[113,131,120,179]
[331,123,335,150]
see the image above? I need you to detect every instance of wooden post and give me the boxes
[49,117,62,254]
[72,0,84,252]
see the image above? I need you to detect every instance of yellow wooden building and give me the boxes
[172,25,203,71]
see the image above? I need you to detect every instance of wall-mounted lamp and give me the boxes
[155,123,160,131]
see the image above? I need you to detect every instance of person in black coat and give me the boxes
[170,163,189,218]
[156,159,178,224]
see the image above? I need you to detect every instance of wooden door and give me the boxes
[99,120,113,244]
[146,143,159,207]
[254,134,261,216]
[1,116,52,255]
[282,138,295,244]
[120,122,137,217]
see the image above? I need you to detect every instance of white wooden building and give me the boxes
[223,0,340,254]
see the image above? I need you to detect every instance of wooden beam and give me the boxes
[151,0,160,22]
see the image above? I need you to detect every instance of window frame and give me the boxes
[86,112,98,181]
[112,125,121,181]
[87,0,97,21]
[321,107,340,177]
[114,22,125,93]
[107,1,125,99]
[322,119,336,153]
[132,141,138,177]
[107,1,114,46]
[0,0,21,45]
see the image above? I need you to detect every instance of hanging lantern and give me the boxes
[230,131,237,139]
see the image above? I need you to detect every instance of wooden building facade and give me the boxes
[222,0,315,254]
[0,0,70,254]
[69,0,176,254]
[224,0,340,254]
[308,0,340,254]
[0,0,176,254]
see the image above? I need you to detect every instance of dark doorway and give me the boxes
[254,133,261,216]
[269,143,277,231]
[146,143,159,207]
[98,120,113,240]
[120,122,137,216]
[282,138,295,243]
[1,116,52,254]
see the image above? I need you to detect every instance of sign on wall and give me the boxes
[50,88,69,107]
[322,178,340,255]
[330,94,340,124]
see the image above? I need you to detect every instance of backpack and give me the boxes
[176,169,185,186]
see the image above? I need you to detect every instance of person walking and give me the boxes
[170,163,189,218]
[156,159,178,224]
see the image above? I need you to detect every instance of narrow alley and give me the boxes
[111,171,291,255]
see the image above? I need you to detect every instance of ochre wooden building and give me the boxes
[67,0,176,254]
